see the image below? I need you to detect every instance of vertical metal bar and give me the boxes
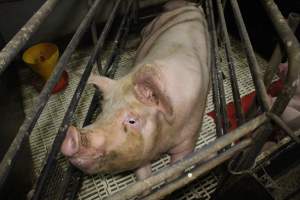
[216,0,245,125]
[0,0,60,75]
[88,0,102,73]
[264,12,300,88]
[31,1,121,199]
[260,0,300,116]
[0,0,105,190]
[229,0,270,111]
[206,0,225,137]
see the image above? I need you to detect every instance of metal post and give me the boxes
[264,12,300,88]
[229,0,270,111]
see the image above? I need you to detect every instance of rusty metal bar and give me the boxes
[0,0,60,75]
[143,139,252,200]
[206,0,227,138]
[0,0,104,190]
[229,0,270,111]
[216,0,245,125]
[261,0,300,116]
[263,12,300,88]
[209,0,230,134]
[107,114,267,200]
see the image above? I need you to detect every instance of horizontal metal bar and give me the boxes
[31,1,121,199]
[0,0,59,75]
[229,0,270,111]
[107,114,268,200]
[144,139,251,200]
[0,0,104,190]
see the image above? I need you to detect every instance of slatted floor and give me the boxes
[20,35,271,199]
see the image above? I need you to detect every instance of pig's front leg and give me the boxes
[135,163,152,180]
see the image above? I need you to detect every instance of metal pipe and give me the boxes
[0,0,60,75]
[31,1,121,199]
[260,0,300,116]
[229,0,270,111]
[206,0,225,137]
[266,112,300,143]
[216,0,245,125]
[107,114,267,200]
[0,0,104,190]
[264,12,300,88]
[144,139,252,200]
[207,0,230,134]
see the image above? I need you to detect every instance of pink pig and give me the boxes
[269,62,300,131]
[61,0,211,180]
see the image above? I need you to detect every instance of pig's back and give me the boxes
[135,5,211,128]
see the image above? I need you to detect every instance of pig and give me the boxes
[268,62,300,131]
[61,0,211,181]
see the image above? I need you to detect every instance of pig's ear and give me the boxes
[133,67,174,123]
[88,74,115,94]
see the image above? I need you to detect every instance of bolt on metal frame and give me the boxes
[0,0,299,199]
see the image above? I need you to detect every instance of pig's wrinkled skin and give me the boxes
[61,1,211,180]
[268,63,300,131]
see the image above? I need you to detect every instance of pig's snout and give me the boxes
[61,126,80,157]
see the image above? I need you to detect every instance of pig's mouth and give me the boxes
[68,154,104,174]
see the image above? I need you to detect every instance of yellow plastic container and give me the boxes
[22,43,59,81]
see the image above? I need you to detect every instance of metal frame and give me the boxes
[0,0,299,199]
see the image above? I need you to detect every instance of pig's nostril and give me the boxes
[61,126,80,157]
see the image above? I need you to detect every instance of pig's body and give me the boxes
[61,1,211,180]
[269,63,300,130]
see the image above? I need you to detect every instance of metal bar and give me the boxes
[264,12,300,88]
[57,2,133,199]
[0,0,104,190]
[0,0,60,75]
[206,0,225,137]
[107,114,267,200]
[107,18,131,78]
[216,0,245,125]
[229,0,270,111]
[102,4,131,75]
[88,0,102,73]
[232,0,300,174]
[144,139,252,200]
[260,0,300,116]
[208,0,230,134]
[31,1,121,199]
[266,112,300,143]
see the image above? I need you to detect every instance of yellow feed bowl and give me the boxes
[22,43,59,81]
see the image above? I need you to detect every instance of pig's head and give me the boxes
[61,65,174,174]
